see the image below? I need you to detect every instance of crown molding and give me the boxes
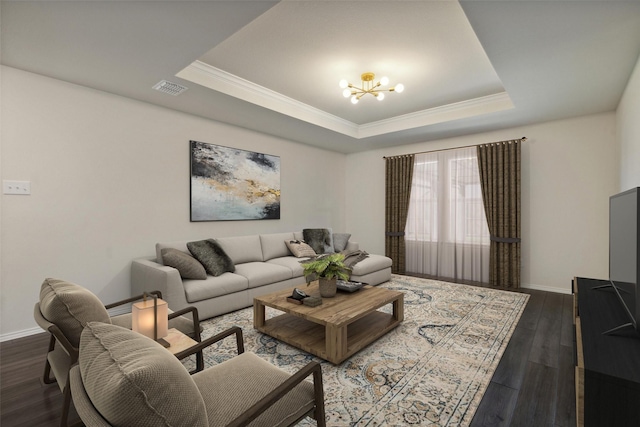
[357,92,513,138]
[177,61,513,140]
[177,61,358,137]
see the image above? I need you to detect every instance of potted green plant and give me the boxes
[302,253,351,298]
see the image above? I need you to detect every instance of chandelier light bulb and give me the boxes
[351,96,359,104]
[394,83,405,93]
[339,79,349,89]
[343,88,351,98]
[377,92,385,101]
[380,76,389,86]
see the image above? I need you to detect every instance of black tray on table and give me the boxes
[336,280,366,292]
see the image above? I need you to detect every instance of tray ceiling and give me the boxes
[2,1,640,153]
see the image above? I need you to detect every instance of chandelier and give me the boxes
[339,72,404,104]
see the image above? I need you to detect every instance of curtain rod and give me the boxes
[383,137,527,159]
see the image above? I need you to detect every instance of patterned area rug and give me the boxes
[183,275,529,426]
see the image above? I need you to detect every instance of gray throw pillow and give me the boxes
[332,233,351,252]
[303,228,334,254]
[285,240,317,258]
[187,239,235,277]
[161,248,207,280]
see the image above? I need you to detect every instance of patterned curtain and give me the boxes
[477,140,522,288]
[385,155,415,274]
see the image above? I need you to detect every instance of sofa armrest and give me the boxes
[345,240,359,251]
[131,257,189,311]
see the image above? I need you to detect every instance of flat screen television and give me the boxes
[604,187,640,335]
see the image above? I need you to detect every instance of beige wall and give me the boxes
[345,113,618,294]
[0,66,346,338]
[617,54,640,191]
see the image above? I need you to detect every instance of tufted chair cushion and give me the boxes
[39,278,111,347]
[79,322,208,426]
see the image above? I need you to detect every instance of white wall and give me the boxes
[0,66,346,338]
[617,54,640,191]
[345,113,618,294]
[3,59,636,338]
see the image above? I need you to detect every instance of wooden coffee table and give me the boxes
[253,282,404,364]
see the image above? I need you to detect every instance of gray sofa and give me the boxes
[131,232,392,320]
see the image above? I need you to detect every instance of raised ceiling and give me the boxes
[182,0,511,138]
[2,1,640,154]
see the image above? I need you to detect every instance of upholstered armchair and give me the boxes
[70,321,326,427]
[33,278,203,427]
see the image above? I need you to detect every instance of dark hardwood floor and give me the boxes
[0,279,575,427]
[470,287,576,427]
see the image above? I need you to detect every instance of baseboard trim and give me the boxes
[1,306,131,343]
[405,272,573,295]
[521,283,572,295]
[0,326,43,342]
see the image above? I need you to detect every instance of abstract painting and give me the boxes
[190,140,280,221]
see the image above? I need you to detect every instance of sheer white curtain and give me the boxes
[405,146,490,282]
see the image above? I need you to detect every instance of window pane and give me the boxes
[406,149,489,245]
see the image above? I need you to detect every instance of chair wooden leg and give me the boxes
[235,329,245,354]
[43,335,57,385]
[43,359,57,385]
[196,350,204,372]
[59,383,72,427]
[313,365,326,427]
[60,385,85,427]
[192,310,205,372]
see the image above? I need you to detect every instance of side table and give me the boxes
[163,328,198,355]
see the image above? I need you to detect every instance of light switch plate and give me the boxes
[3,180,31,195]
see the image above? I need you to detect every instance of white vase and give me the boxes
[319,278,337,298]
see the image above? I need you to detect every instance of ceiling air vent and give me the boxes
[152,80,188,96]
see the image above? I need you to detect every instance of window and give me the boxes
[405,147,489,282]
[405,158,438,241]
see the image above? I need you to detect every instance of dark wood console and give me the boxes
[573,277,640,427]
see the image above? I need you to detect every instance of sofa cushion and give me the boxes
[266,257,307,277]
[187,239,235,277]
[39,278,111,348]
[79,322,207,427]
[332,233,351,252]
[234,262,292,288]
[216,235,263,264]
[183,274,248,304]
[161,248,207,279]
[285,240,317,258]
[349,254,393,276]
[260,232,295,261]
[303,228,334,254]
